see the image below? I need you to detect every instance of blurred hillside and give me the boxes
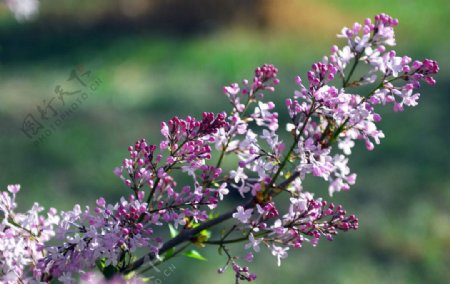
[0,1,449,283]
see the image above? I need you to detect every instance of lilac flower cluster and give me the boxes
[115,111,228,194]
[35,194,154,283]
[0,13,439,283]
[331,13,438,113]
[0,185,58,283]
[208,13,437,281]
[235,193,358,265]
[223,64,279,114]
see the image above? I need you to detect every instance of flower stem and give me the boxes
[343,52,362,87]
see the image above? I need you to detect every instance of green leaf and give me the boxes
[102,264,119,279]
[95,258,106,271]
[200,229,211,239]
[192,228,211,248]
[124,271,138,281]
[208,212,219,219]
[168,224,179,238]
[163,247,176,259]
[183,249,207,261]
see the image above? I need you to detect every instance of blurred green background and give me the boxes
[1,0,449,283]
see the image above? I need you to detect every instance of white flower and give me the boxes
[385,56,403,77]
[216,183,229,200]
[232,206,253,224]
[230,167,248,183]
[286,123,295,132]
[173,213,186,229]
[213,128,228,150]
[224,84,240,96]
[7,184,20,194]
[240,129,258,149]
[338,137,355,155]
[337,46,354,67]
[289,196,308,214]
[354,34,371,52]
[244,233,261,252]
[238,183,251,198]
[271,245,289,266]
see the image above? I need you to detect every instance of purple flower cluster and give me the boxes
[115,112,229,193]
[331,13,438,112]
[227,192,358,275]
[208,13,438,281]
[0,13,439,283]
[241,193,358,262]
[36,194,154,283]
[0,185,58,283]
[223,64,279,114]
